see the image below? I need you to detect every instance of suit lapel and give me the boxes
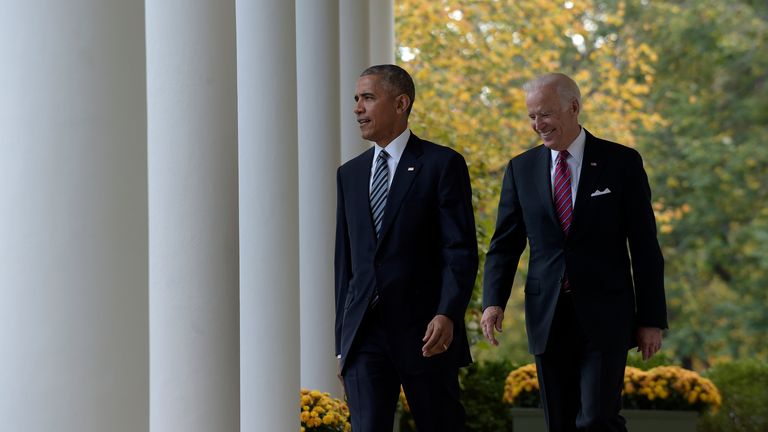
[535,146,560,229]
[352,147,377,242]
[376,134,423,244]
[571,131,604,233]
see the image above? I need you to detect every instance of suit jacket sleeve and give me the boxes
[334,167,351,355]
[624,150,668,329]
[482,160,528,309]
[435,152,479,323]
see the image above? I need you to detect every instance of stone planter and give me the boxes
[509,408,547,432]
[510,408,697,432]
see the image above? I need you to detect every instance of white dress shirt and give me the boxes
[370,128,411,192]
[550,127,586,207]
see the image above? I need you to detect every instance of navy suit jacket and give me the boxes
[483,130,667,355]
[335,133,478,374]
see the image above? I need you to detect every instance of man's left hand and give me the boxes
[422,315,453,357]
[637,327,663,360]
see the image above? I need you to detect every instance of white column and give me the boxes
[0,2,148,432]
[146,2,239,431]
[296,0,342,397]
[237,1,300,431]
[340,0,372,162]
[369,0,396,65]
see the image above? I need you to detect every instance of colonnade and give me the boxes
[0,1,394,430]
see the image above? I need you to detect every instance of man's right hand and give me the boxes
[481,306,504,346]
[337,358,345,398]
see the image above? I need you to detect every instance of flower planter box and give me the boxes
[510,408,697,432]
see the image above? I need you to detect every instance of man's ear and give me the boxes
[570,98,580,116]
[396,94,411,114]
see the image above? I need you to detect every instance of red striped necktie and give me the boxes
[554,150,573,291]
[554,150,573,235]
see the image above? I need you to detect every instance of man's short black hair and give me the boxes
[360,64,416,115]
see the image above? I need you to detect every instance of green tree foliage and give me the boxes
[621,0,768,368]
[698,360,768,431]
[395,0,768,366]
[396,0,663,364]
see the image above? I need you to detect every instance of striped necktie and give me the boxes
[370,150,390,238]
[554,150,573,291]
[554,150,573,235]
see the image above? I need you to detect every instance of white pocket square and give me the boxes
[590,188,611,197]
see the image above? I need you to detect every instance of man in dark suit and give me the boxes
[481,73,667,431]
[334,64,478,432]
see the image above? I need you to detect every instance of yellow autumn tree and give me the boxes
[395,0,664,362]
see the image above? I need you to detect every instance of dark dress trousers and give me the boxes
[335,133,478,432]
[483,130,667,431]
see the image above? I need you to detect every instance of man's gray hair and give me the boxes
[361,64,416,115]
[523,73,581,110]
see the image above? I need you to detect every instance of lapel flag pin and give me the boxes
[408,167,415,171]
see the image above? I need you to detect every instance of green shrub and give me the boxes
[461,360,517,432]
[697,360,768,432]
[626,351,675,370]
[397,360,517,432]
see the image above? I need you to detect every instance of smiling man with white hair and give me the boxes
[481,73,668,431]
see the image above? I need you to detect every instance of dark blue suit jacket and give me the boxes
[483,130,667,355]
[335,133,478,374]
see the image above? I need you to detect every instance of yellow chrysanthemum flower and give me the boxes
[503,363,721,413]
[299,389,350,431]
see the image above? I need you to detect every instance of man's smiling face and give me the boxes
[526,83,581,152]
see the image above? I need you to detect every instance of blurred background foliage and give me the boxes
[395,0,768,369]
